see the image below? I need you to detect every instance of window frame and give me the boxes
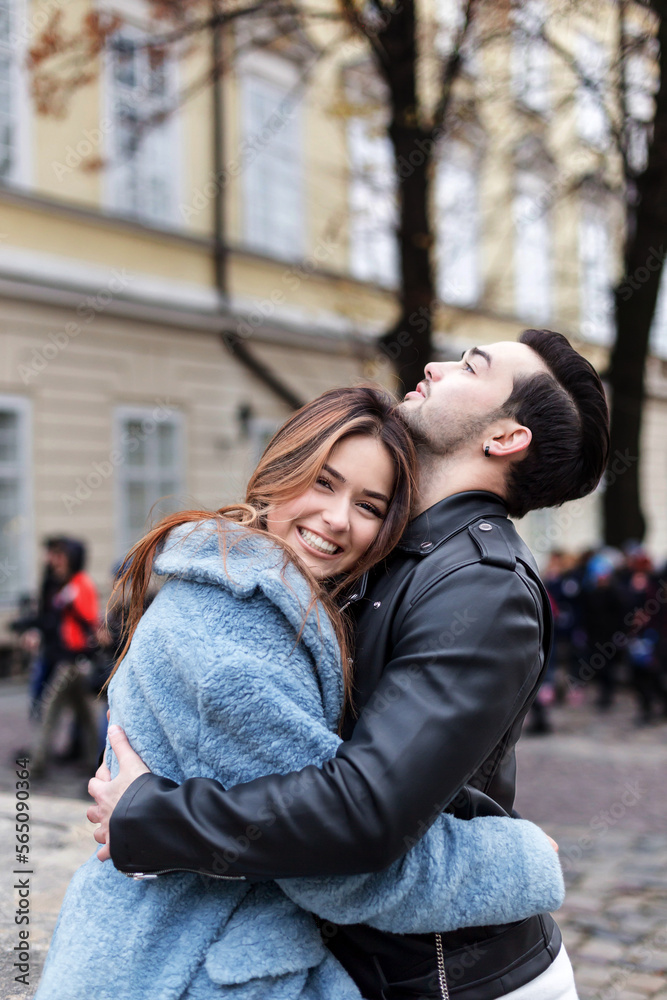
[578,198,614,345]
[0,0,31,188]
[113,404,185,560]
[511,0,550,116]
[347,113,399,288]
[238,49,305,262]
[650,266,667,359]
[435,145,481,308]
[513,170,553,324]
[575,32,610,151]
[102,24,182,227]
[0,394,33,606]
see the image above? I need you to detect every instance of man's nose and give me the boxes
[424,361,445,381]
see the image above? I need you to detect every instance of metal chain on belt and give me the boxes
[434,934,450,1000]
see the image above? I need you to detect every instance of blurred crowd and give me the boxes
[531,544,667,733]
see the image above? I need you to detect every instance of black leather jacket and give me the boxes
[111,492,561,998]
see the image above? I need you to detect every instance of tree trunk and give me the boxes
[373,0,436,395]
[605,0,667,546]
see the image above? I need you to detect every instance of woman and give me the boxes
[35,386,565,1000]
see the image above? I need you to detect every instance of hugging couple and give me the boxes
[36,329,609,1000]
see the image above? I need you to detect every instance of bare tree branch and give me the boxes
[337,0,391,71]
[432,0,479,131]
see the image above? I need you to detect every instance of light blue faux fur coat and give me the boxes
[36,522,564,1000]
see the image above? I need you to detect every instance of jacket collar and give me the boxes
[398,491,509,555]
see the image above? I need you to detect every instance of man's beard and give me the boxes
[399,400,495,458]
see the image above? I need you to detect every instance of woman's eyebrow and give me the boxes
[323,465,389,504]
[323,463,345,482]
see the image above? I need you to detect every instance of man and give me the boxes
[89,330,609,998]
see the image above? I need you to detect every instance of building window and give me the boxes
[241,64,304,260]
[0,0,29,185]
[512,0,549,115]
[0,396,32,604]
[106,31,180,225]
[576,33,610,150]
[650,267,667,359]
[114,406,185,559]
[579,200,614,345]
[624,26,657,174]
[435,148,480,307]
[514,171,552,324]
[248,416,279,465]
[348,115,398,287]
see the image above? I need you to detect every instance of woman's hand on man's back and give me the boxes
[87,726,150,862]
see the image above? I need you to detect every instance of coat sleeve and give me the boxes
[111,565,548,880]
[112,584,564,931]
[280,814,564,933]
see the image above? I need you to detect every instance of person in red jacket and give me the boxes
[32,539,100,778]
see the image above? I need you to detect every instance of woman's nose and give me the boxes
[322,499,350,533]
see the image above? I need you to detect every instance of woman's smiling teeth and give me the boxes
[298,526,342,556]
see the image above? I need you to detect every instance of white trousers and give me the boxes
[501,946,579,1000]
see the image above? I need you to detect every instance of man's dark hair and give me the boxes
[499,329,610,518]
[52,537,87,576]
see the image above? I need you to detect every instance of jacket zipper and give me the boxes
[126,868,246,881]
[434,934,450,999]
[339,571,369,612]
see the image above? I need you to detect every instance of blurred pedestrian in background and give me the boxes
[545,551,588,707]
[31,539,100,778]
[580,551,624,711]
[617,548,667,725]
[10,536,69,719]
[535,544,667,730]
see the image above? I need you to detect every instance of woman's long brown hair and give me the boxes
[105,385,417,706]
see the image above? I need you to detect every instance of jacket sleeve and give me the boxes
[111,563,545,881]
[279,813,563,932]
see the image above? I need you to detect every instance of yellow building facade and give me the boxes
[1,0,666,642]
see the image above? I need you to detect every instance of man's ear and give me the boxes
[484,421,532,459]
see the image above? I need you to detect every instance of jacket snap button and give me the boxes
[373,601,381,609]
[420,541,433,551]
[479,523,493,531]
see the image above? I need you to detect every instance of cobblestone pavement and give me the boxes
[0,678,666,998]
[515,692,667,1000]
